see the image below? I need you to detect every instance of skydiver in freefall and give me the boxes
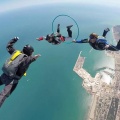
[72,28,120,51]
[0,37,40,107]
[36,24,73,45]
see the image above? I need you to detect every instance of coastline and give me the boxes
[73,25,120,120]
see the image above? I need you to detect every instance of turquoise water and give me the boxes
[0,3,120,120]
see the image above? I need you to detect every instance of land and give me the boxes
[112,25,120,42]
[73,25,120,120]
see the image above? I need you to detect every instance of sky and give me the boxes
[0,0,120,13]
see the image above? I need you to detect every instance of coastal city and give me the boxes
[73,25,120,120]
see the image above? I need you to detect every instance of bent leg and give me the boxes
[66,25,73,38]
[56,24,62,37]
[67,28,72,38]
[107,45,119,51]
[0,75,3,86]
[102,28,110,37]
[116,40,120,50]
[0,83,18,107]
[107,40,120,51]
[10,83,18,94]
[57,24,60,33]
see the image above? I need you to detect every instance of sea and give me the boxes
[0,3,120,120]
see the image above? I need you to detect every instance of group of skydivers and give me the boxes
[36,24,120,51]
[0,23,120,108]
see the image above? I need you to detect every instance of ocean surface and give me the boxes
[0,3,120,120]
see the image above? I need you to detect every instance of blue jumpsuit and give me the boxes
[75,38,120,51]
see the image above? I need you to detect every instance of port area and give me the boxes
[73,50,120,120]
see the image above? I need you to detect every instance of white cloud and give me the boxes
[0,0,120,13]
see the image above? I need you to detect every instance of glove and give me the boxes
[34,54,41,60]
[13,37,19,41]
[72,39,76,42]
[39,37,44,40]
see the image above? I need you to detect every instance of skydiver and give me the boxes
[36,24,73,45]
[72,28,120,51]
[0,37,40,107]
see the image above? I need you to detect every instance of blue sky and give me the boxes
[0,0,120,13]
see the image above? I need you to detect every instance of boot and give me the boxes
[66,25,73,29]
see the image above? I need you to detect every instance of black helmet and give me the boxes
[23,44,34,56]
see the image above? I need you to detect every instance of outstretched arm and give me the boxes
[28,54,41,63]
[6,37,19,54]
[34,54,41,60]
[36,36,46,41]
[72,39,89,43]
[36,34,52,41]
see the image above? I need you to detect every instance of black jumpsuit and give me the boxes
[0,38,36,107]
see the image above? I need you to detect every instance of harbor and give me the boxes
[73,26,120,120]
